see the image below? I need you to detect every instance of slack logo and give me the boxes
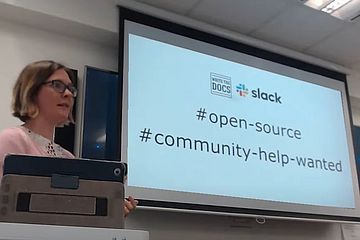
[251,88,282,104]
[236,84,248,97]
[235,82,282,104]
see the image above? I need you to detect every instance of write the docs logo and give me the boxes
[210,73,232,98]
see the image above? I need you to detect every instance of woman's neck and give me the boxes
[23,118,55,141]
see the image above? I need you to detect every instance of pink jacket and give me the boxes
[0,126,74,178]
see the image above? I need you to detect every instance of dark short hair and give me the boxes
[12,60,75,123]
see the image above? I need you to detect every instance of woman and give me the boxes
[0,60,137,215]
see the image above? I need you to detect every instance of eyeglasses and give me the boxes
[43,80,77,97]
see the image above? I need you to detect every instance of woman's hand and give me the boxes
[124,196,138,217]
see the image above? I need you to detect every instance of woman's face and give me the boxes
[35,69,74,125]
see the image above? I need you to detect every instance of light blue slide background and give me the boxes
[126,33,354,208]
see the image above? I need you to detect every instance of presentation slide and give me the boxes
[122,21,360,217]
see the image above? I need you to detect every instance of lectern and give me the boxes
[0,222,149,240]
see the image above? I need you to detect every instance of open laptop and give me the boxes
[0,154,126,229]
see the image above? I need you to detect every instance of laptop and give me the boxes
[0,154,126,229]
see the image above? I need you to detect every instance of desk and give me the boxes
[0,222,149,240]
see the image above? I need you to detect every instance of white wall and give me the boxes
[348,72,360,126]
[0,0,118,33]
[0,1,355,240]
[348,71,360,98]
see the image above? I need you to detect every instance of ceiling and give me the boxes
[131,0,360,72]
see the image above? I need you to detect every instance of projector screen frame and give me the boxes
[118,6,360,223]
